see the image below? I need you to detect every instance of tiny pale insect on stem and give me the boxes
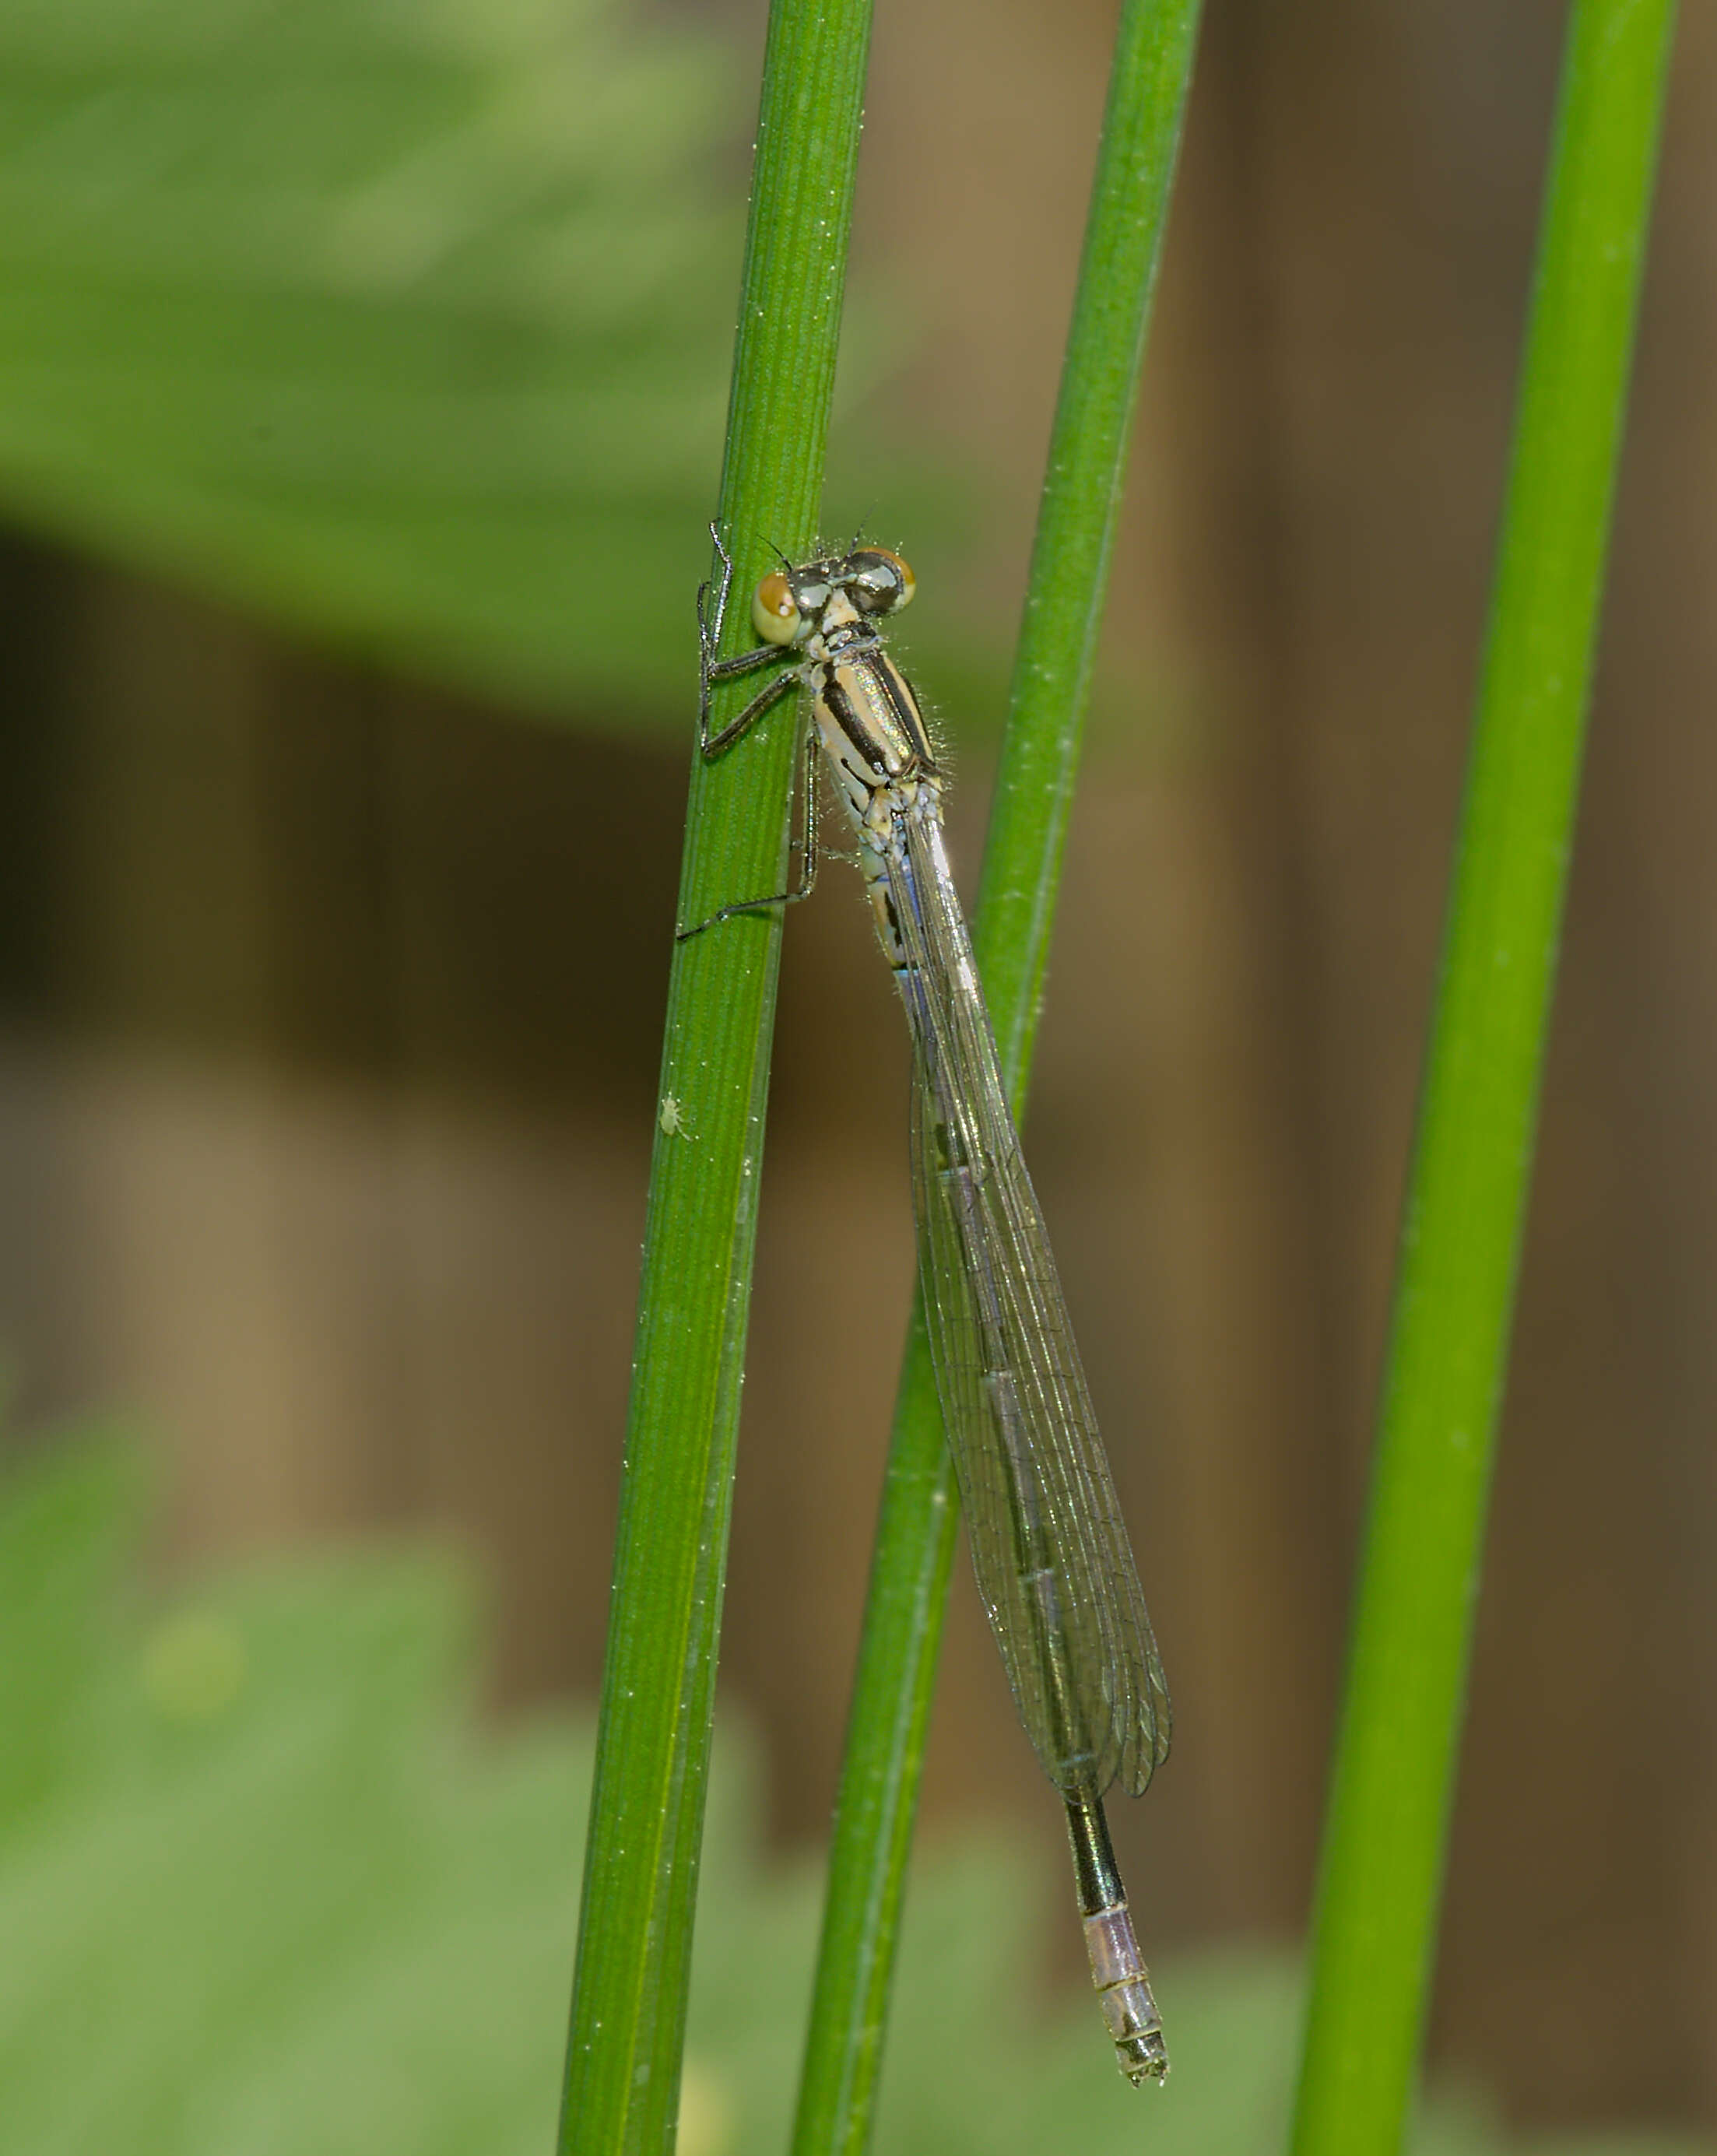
[683,525,1172,2085]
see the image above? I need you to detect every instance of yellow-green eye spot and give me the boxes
[753,573,801,645]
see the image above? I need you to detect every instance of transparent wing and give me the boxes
[890,801,1170,1800]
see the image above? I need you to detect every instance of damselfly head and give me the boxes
[750,548,915,648]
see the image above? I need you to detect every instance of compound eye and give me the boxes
[851,549,916,615]
[752,572,802,646]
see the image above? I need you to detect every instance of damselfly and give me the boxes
[683,526,1173,2085]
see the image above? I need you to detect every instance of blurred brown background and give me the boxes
[2,0,1712,2137]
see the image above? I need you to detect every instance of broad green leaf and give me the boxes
[0,0,741,716]
[0,1437,1704,2156]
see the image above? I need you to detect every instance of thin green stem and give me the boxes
[1289,5,1677,2153]
[791,5,1204,2148]
[559,3,874,2150]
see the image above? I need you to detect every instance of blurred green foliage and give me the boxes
[0,0,1039,750]
[0,0,743,716]
[0,1434,1705,2156]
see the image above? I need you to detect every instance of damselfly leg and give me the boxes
[677,528,824,940]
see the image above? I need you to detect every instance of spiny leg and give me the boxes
[676,719,822,942]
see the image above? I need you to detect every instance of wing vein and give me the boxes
[887,797,1169,1800]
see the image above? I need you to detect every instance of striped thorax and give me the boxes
[749,546,939,966]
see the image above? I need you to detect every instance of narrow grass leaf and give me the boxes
[1290,5,1680,2152]
[560,3,876,2150]
[792,5,1206,2148]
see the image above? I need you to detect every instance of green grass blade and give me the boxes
[791,5,1205,2147]
[559,2,876,2149]
[1288,5,1679,2153]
